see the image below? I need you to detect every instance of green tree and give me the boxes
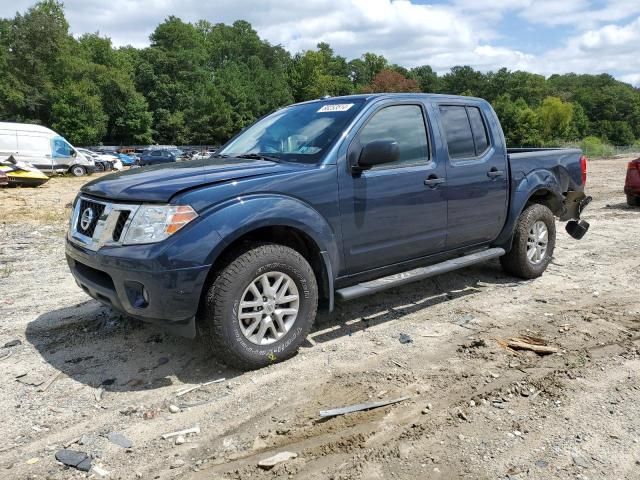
[409,65,440,93]
[50,81,107,145]
[538,96,573,140]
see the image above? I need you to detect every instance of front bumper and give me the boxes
[65,239,211,338]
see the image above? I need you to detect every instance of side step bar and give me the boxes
[335,247,505,301]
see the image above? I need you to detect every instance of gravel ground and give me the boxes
[0,157,639,480]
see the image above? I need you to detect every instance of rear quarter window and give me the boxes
[467,107,490,155]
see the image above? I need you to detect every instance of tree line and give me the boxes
[1,1,640,149]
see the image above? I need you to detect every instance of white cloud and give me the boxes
[537,16,640,78]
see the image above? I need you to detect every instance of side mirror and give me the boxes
[357,140,400,169]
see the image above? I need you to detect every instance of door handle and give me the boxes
[424,175,445,187]
[487,168,504,178]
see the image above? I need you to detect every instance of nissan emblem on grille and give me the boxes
[80,207,95,231]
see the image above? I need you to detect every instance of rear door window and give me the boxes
[439,106,475,159]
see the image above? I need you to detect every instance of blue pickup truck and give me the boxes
[66,94,591,370]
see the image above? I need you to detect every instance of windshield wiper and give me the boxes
[234,153,282,162]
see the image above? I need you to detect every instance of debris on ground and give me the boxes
[3,339,21,348]
[55,449,91,472]
[161,425,200,440]
[257,451,298,469]
[94,386,104,402]
[107,432,133,449]
[174,378,225,397]
[398,333,413,344]
[92,465,110,477]
[38,370,62,392]
[320,396,411,418]
[498,335,559,355]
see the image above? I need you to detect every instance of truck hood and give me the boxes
[81,157,301,202]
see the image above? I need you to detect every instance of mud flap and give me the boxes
[565,219,590,239]
[560,192,592,239]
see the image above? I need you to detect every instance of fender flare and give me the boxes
[199,194,340,309]
[494,170,564,251]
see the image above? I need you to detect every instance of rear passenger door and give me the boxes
[437,104,508,249]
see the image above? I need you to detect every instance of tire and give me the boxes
[500,204,556,279]
[627,194,640,207]
[70,165,86,177]
[95,162,105,173]
[202,244,318,370]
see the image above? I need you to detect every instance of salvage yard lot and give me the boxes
[0,157,639,479]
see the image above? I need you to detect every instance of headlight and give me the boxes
[123,205,198,245]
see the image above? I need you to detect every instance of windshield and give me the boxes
[219,99,366,163]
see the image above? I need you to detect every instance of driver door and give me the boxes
[338,103,448,274]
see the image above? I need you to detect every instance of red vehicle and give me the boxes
[625,158,640,206]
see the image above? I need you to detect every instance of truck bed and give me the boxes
[507,147,584,194]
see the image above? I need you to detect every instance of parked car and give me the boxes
[76,148,111,172]
[66,93,591,370]
[624,157,640,206]
[138,149,179,166]
[0,122,95,176]
[116,153,136,166]
[76,148,122,171]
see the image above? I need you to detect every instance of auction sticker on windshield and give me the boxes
[318,104,354,112]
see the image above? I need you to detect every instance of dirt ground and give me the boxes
[0,157,639,480]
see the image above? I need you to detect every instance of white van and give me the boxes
[0,122,95,176]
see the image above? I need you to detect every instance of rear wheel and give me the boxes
[201,244,318,370]
[70,165,86,177]
[500,204,556,279]
[627,194,640,207]
[95,162,105,173]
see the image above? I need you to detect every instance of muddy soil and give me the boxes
[0,158,639,480]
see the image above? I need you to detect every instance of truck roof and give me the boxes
[294,92,486,106]
[0,122,57,135]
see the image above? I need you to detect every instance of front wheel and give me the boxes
[500,204,556,279]
[70,165,86,177]
[202,244,318,370]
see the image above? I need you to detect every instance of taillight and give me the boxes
[580,155,587,185]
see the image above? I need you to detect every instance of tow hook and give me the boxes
[566,219,590,239]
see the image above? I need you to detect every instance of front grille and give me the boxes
[112,211,131,241]
[70,196,140,251]
[76,199,106,237]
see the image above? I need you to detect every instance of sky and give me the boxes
[1,0,640,86]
